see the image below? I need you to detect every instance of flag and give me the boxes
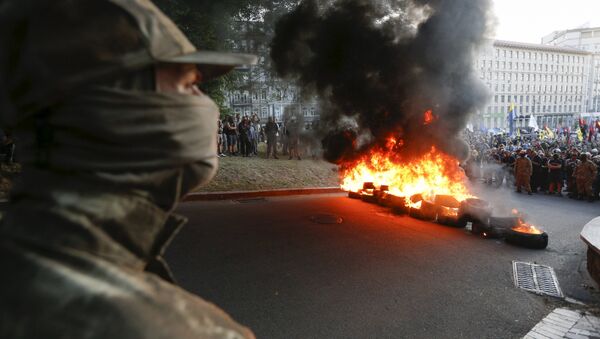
[545,126,554,139]
[589,123,595,142]
[528,114,539,131]
[577,127,583,142]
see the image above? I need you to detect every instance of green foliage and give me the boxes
[153,0,300,113]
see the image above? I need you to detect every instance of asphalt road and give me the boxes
[166,187,600,339]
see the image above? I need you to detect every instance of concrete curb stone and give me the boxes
[184,187,344,201]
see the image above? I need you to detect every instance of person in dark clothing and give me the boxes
[548,151,564,196]
[238,116,252,157]
[531,151,545,193]
[264,116,279,159]
[565,153,580,198]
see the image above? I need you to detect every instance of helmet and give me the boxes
[592,149,599,155]
[553,148,561,154]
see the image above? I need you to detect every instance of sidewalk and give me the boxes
[525,308,600,339]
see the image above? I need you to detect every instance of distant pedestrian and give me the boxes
[265,117,279,159]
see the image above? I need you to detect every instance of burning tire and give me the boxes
[458,198,492,223]
[434,195,465,227]
[348,191,362,199]
[471,221,506,239]
[360,182,377,203]
[389,195,408,215]
[488,216,519,229]
[505,229,548,249]
[409,200,437,221]
[361,192,378,204]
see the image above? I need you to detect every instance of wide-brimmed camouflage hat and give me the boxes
[0,0,257,121]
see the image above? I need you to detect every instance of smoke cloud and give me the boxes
[271,0,492,163]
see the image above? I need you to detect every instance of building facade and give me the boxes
[473,40,591,130]
[224,20,320,126]
[542,27,600,116]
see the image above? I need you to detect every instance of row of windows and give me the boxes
[231,90,301,103]
[483,104,582,115]
[490,48,585,64]
[483,116,570,129]
[493,94,582,104]
[484,82,583,94]
[480,71,584,83]
[478,60,584,73]
[233,106,318,117]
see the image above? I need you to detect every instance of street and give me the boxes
[167,189,600,338]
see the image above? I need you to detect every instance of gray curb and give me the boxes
[184,187,344,201]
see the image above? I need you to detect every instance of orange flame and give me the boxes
[424,109,436,125]
[340,145,472,204]
[511,209,543,234]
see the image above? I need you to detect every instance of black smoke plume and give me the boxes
[271,0,492,163]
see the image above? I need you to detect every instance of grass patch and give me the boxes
[198,148,340,192]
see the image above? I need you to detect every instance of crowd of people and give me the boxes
[217,113,318,160]
[463,129,600,202]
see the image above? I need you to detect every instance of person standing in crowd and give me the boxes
[235,113,242,154]
[531,150,544,193]
[251,113,260,155]
[497,150,515,188]
[238,116,252,157]
[265,116,279,159]
[566,152,579,198]
[514,150,532,194]
[226,115,238,155]
[593,155,600,200]
[248,120,256,156]
[281,120,289,156]
[575,152,597,202]
[217,119,226,157]
[220,118,228,157]
[547,150,564,196]
[287,117,301,160]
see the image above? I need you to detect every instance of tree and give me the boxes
[154,0,301,117]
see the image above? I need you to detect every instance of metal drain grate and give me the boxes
[513,261,563,298]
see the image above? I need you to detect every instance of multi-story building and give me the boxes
[542,27,600,116]
[473,40,591,130]
[224,20,320,126]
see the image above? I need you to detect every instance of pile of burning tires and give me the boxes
[349,183,548,249]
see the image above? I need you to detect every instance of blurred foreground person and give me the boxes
[0,0,256,338]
